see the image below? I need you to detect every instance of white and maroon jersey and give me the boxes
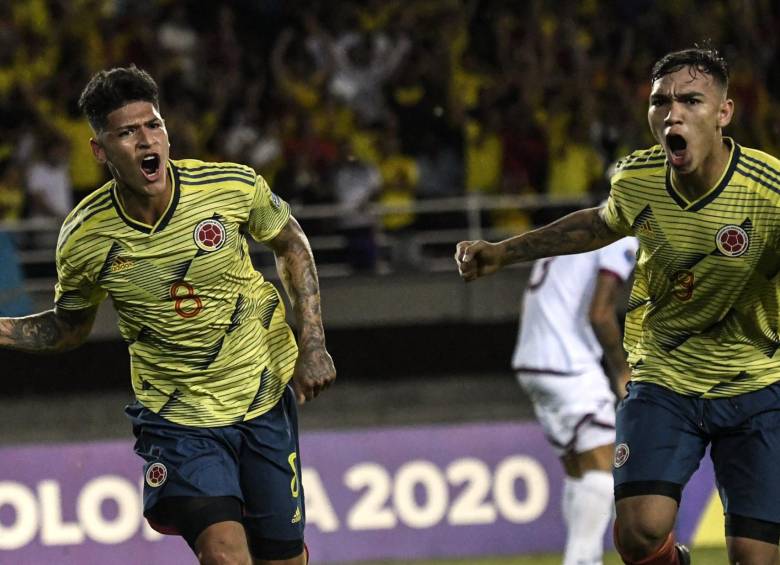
[512,237,638,375]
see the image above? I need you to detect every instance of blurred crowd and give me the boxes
[1,0,780,270]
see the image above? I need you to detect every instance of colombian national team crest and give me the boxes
[145,462,168,487]
[614,443,630,468]
[715,225,749,257]
[193,218,227,252]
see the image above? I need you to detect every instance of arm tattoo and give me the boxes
[0,307,96,353]
[503,207,621,264]
[269,218,326,349]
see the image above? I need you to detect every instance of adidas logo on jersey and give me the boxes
[637,220,654,236]
[110,256,134,273]
[291,506,302,524]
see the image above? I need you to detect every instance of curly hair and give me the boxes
[78,65,160,132]
[651,45,729,90]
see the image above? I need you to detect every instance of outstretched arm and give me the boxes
[455,206,622,282]
[0,305,98,353]
[267,216,336,404]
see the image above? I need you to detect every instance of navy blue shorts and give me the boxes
[614,380,780,523]
[125,384,304,541]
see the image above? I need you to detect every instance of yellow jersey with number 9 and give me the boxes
[604,139,780,397]
[55,159,298,426]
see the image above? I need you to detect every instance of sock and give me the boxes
[614,525,679,565]
[562,471,614,565]
[562,476,580,527]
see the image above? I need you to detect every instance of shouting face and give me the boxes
[647,65,733,177]
[90,101,170,201]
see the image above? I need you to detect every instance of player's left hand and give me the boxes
[291,344,336,404]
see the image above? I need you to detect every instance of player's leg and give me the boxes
[125,402,250,562]
[726,533,779,565]
[518,370,617,565]
[709,383,780,565]
[563,443,617,565]
[151,496,252,564]
[240,385,308,564]
[614,495,679,563]
[613,382,708,564]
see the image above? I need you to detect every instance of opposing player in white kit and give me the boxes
[512,236,638,565]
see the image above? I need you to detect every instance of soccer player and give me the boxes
[512,235,637,565]
[0,66,336,565]
[456,47,780,564]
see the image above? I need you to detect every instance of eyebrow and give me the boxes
[650,91,706,100]
[112,117,162,131]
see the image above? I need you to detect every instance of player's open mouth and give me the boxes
[666,134,687,167]
[140,154,161,181]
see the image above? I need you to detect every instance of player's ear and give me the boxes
[90,137,107,164]
[717,97,734,129]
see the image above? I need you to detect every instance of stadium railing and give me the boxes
[0,193,597,292]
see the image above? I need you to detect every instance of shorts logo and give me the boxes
[715,225,748,257]
[145,462,168,488]
[614,443,630,468]
[291,505,302,524]
[193,218,226,252]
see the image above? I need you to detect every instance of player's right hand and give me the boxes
[455,240,505,282]
[291,344,336,405]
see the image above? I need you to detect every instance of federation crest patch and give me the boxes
[193,218,226,252]
[715,225,748,257]
[145,462,168,487]
[614,443,630,468]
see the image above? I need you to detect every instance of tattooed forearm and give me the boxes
[0,307,96,353]
[270,217,326,349]
[502,207,621,265]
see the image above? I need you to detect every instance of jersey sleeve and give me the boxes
[246,175,291,242]
[54,252,107,310]
[597,237,638,281]
[602,186,634,236]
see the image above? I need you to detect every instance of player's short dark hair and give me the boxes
[78,65,160,132]
[651,46,729,90]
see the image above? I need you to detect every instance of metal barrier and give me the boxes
[0,194,597,290]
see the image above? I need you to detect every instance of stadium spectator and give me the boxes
[332,139,381,272]
[24,132,73,221]
[377,124,420,270]
[0,158,32,316]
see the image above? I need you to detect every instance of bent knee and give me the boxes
[615,518,674,560]
[198,546,252,565]
[197,536,252,565]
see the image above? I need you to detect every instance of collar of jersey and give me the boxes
[665,137,740,212]
[110,161,181,234]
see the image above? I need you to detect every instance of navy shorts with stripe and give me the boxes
[125,384,305,541]
[614,380,780,524]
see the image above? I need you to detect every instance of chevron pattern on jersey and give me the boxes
[604,141,780,397]
[55,159,298,426]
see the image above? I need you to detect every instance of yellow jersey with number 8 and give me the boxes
[55,159,297,426]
